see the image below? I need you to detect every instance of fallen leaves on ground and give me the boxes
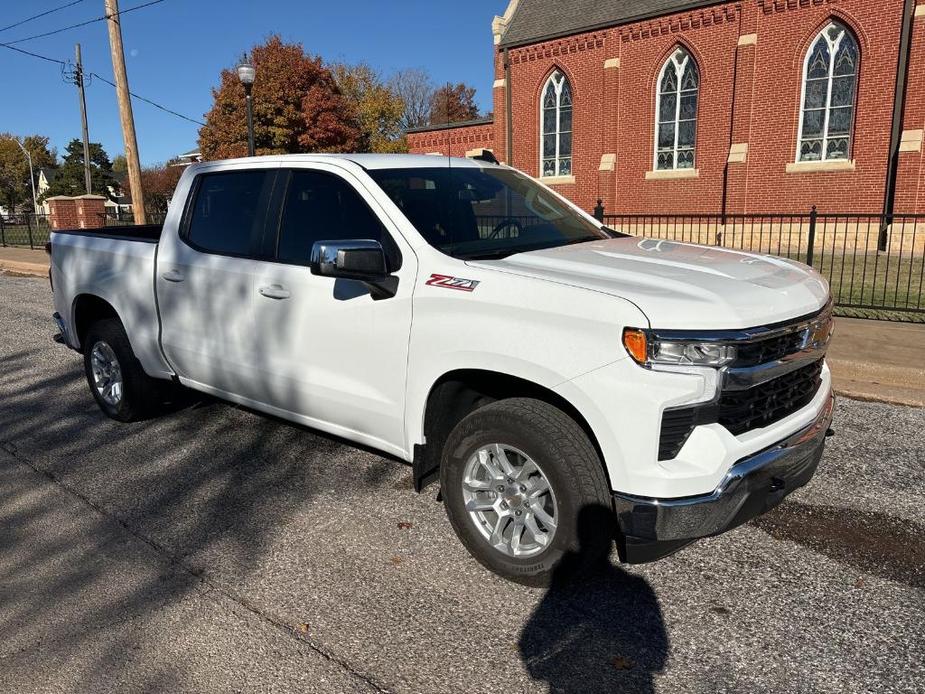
[612,655,635,671]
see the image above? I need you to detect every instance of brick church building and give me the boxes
[406,0,925,216]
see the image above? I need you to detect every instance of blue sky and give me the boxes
[2,0,504,165]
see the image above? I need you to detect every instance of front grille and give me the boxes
[733,330,807,368]
[718,359,824,435]
[657,358,825,460]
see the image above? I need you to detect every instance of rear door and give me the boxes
[157,166,278,397]
[249,164,416,455]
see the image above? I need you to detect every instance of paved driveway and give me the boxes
[1,274,923,693]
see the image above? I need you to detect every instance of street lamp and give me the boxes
[236,53,256,157]
[15,139,39,216]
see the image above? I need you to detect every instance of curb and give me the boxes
[833,387,924,409]
[0,260,48,278]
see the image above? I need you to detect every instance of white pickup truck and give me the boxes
[49,154,834,584]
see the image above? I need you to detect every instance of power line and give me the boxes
[0,0,87,34]
[0,42,65,65]
[0,42,204,127]
[2,0,167,46]
[90,72,206,126]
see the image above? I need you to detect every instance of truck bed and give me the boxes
[50,226,173,379]
[52,223,163,243]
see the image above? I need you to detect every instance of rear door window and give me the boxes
[185,170,276,256]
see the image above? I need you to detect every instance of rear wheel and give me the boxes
[440,398,614,586]
[82,318,166,422]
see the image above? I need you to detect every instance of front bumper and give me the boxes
[613,391,834,563]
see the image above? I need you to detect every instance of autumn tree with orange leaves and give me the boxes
[199,36,360,159]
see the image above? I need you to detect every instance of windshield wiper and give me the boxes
[458,236,603,261]
[457,248,519,260]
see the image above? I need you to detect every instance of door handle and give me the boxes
[258,284,291,300]
[162,269,185,283]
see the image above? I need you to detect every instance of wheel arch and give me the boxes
[71,293,121,352]
[412,368,608,492]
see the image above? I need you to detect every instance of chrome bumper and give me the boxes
[614,392,835,563]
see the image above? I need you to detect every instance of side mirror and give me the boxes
[310,239,398,300]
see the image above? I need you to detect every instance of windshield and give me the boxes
[368,166,612,260]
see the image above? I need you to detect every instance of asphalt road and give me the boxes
[1,273,923,694]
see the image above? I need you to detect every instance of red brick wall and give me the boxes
[739,0,903,213]
[413,0,925,215]
[405,122,495,158]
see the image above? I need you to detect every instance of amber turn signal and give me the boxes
[622,328,648,364]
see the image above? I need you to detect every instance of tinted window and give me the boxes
[186,170,274,256]
[368,167,611,260]
[277,170,389,265]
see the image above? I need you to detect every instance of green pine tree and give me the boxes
[43,139,117,201]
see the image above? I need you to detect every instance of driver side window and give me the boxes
[276,169,393,267]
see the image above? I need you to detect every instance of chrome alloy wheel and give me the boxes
[461,444,558,558]
[90,341,123,407]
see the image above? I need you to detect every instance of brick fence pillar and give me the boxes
[74,194,108,229]
[46,196,79,230]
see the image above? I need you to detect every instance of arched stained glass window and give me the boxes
[655,47,699,171]
[540,71,572,177]
[798,22,859,162]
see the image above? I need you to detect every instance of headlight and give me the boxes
[622,328,737,368]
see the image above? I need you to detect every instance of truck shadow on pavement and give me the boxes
[0,346,398,690]
[519,505,668,694]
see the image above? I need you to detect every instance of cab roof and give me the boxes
[193,153,489,171]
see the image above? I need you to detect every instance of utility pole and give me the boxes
[104,0,146,224]
[75,44,93,195]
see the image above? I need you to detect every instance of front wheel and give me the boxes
[440,398,614,586]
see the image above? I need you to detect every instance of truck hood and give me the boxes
[471,238,830,329]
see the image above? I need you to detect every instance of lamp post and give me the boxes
[15,139,39,215]
[236,54,256,157]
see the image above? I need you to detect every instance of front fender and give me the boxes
[403,270,648,455]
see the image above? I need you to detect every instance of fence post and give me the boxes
[593,199,605,222]
[0,215,5,247]
[26,212,34,250]
[805,205,817,267]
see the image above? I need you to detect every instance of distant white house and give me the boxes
[173,148,202,166]
[34,167,131,217]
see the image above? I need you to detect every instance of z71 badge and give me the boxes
[425,274,480,292]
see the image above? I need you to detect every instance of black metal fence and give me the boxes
[0,212,52,249]
[600,208,925,322]
[0,210,166,249]
[4,205,922,321]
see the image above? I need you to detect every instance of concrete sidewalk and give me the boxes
[1,246,922,406]
[827,318,925,407]
[0,246,48,277]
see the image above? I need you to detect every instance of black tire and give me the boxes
[82,318,166,422]
[440,398,614,586]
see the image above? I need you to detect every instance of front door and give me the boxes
[249,165,415,456]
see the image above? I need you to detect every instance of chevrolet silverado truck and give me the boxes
[49,154,835,585]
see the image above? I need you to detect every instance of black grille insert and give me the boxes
[733,330,807,368]
[658,408,697,460]
[718,359,824,435]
